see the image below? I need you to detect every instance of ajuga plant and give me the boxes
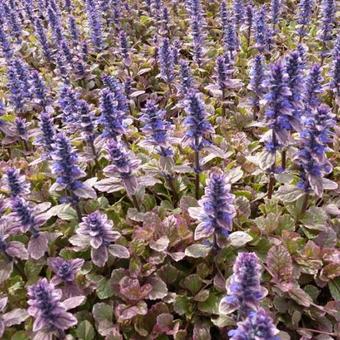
[186,0,205,66]
[255,5,270,53]
[158,37,175,87]
[263,60,295,189]
[50,133,96,218]
[294,104,335,201]
[248,54,266,119]
[70,210,127,267]
[27,278,83,339]
[99,88,126,141]
[296,0,314,41]
[228,308,280,340]
[183,91,214,198]
[189,168,236,246]
[0,0,339,338]
[219,252,267,316]
[84,0,104,52]
[140,99,179,204]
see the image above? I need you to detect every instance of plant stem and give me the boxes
[296,193,309,225]
[194,141,200,199]
[281,149,286,170]
[166,174,179,207]
[131,195,140,211]
[267,172,275,199]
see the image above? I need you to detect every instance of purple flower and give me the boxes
[270,0,281,29]
[36,111,57,154]
[228,308,280,340]
[304,64,323,111]
[48,257,84,297]
[99,88,126,140]
[255,6,270,52]
[285,50,305,128]
[103,140,140,195]
[58,84,81,124]
[297,0,314,37]
[71,211,121,267]
[158,37,175,83]
[15,118,29,141]
[78,100,96,143]
[2,168,30,198]
[48,257,84,284]
[264,61,295,153]
[1,2,22,42]
[186,0,205,66]
[295,104,334,197]
[221,3,238,57]
[183,92,214,152]
[27,279,79,336]
[68,15,79,48]
[30,71,49,107]
[10,197,49,259]
[189,169,236,242]
[47,6,63,45]
[330,36,340,97]
[317,0,335,42]
[179,60,194,96]
[119,30,130,65]
[0,223,28,261]
[0,21,13,60]
[216,55,230,91]
[233,0,244,29]
[248,55,266,111]
[245,5,253,39]
[34,18,52,61]
[84,0,104,52]
[102,75,129,115]
[140,99,173,157]
[219,252,267,315]
[50,133,95,202]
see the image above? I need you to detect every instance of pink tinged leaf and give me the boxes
[266,245,293,284]
[32,331,53,340]
[115,301,148,322]
[150,236,170,252]
[0,320,4,338]
[188,207,202,220]
[69,234,90,251]
[33,315,46,332]
[52,311,78,330]
[119,277,153,301]
[288,285,313,307]
[219,296,238,315]
[28,233,49,260]
[62,282,84,299]
[122,177,138,196]
[62,296,86,310]
[146,276,168,300]
[108,244,130,259]
[94,178,124,193]
[194,222,214,240]
[0,297,8,312]
[6,241,28,260]
[90,236,103,249]
[152,313,174,334]
[2,308,29,327]
[74,183,97,199]
[0,261,13,284]
[91,245,108,267]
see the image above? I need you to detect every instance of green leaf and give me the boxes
[274,185,304,203]
[97,278,114,300]
[301,207,328,231]
[229,231,253,247]
[46,204,78,220]
[174,295,192,316]
[182,274,203,295]
[197,292,221,314]
[185,244,211,258]
[328,278,340,300]
[76,320,96,340]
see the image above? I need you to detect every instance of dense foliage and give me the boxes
[0,0,339,339]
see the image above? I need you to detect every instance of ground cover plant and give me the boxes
[0,0,339,339]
